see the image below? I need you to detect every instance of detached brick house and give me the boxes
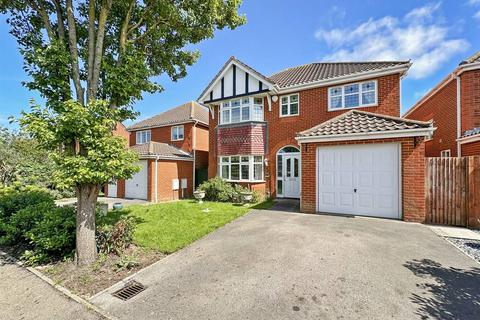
[404,51,480,157]
[106,101,209,202]
[199,57,435,222]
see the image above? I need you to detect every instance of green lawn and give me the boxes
[99,200,273,253]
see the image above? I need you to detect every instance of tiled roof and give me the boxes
[460,51,480,65]
[131,142,193,159]
[462,127,480,138]
[298,110,432,138]
[128,101,208,131]
[269,61,411,88]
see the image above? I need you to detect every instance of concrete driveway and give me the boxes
[92,209,480,320]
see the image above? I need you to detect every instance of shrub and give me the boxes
[97,216,136,255]
[0,186,54,220]
[198,177,236,202]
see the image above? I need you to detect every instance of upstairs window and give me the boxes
[440,149,451,158]
[280,94,299,117]
[328,80,377,111]
[171,125,184,141]
[220,97,264,125]
[136,130,151,144]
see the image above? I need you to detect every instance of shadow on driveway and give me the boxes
[404,259,480,320]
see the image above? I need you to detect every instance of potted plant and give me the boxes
[240,191,253,205]
[193,189,206,203]
[113,202,123,210]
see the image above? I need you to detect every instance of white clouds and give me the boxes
[468,0,480,5]
[315,3,469,79]
[475,11,480,20]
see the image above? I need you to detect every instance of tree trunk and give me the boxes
[75,184,99,266]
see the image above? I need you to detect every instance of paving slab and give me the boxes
[0,253,103,320]
[91,210,480,320]
[428,225,480,240]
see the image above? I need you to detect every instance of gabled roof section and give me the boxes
[198,56,275,102]
[270,61,411,89]
[127,101,208,131]
[297,110,433,141]
[131,142,193,160]
[460,51,480,65]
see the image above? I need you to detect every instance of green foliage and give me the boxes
[97,217,136,255]
[19,100,140,188]
[198,177,237,202]
[115,255,140,271]
[0,126,56,188]
[0,188,76,265]
[198,177,263,203]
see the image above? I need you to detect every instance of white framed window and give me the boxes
[218,155,264,182]
[280,94,299,117]
[220,97,264,125]
[328,80,377,111]
[136,130,151,144]
[440,149,451,157]
[171,125,184,141]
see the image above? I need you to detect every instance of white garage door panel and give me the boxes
[125,160,148,200]
[317,144,400,219]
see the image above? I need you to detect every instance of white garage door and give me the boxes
[107,181,117,198]
[125,160,148,200]
[317,144,400,219]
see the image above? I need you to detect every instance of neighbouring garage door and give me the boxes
[316,143,400,219]
[125,160,148,200]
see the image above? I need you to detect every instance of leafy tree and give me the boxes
[1,0,245,265]
[0,126,54,188]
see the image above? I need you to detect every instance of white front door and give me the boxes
[125,160,148,200]
[283,154,300,198]
[316,144,400,219]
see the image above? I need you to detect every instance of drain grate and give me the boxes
[112,280,146,301]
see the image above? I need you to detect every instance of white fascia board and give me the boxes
[456,62,480,76]
[127,120,206,132]
[295,128,436,144]
[277,65,410,95]
[457,133,480,144]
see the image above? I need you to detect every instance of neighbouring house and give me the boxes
[404,51,480,157]
[198,57,435,221]
[113,122,130,142]
[106,101,209,202]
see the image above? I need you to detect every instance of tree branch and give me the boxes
[28,0,54,41]
[119,0,134,61]
[65,0,84,105]
[52,0,66,42]
[89,0,112,102]
[86,0,96,102]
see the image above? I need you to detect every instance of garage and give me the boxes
[125,160,148,200]
[317,143,400,219]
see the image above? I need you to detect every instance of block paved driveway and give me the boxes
[92,209,480,320]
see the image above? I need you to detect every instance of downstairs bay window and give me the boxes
[219,155,264,182]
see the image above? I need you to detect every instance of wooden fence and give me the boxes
[425,156,480,228]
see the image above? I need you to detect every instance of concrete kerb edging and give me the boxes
[0,250,118,320]
[425,227,480,266]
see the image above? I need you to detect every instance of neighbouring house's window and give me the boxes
[280,94,299,117]
[328,80,377,110]
[219,155,264,182]
[136,130,151,144]
[220,97,264,125]
[171,125,184,141]
[440,149,451,157]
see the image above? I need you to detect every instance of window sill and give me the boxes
[328,103,378,112]
[279,114,299,118]
[217,121,267,128]
[223,179,266,183]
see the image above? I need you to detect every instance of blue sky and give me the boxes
[0,0,479,128]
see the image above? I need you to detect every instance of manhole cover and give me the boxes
[112,280,146,301]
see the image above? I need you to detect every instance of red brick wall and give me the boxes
[300,138,426,222]
[460,69,480,134]
[195,125,209,152]
[113,123,130,143]
[208,73,402,196]
[217,124,266,155]
[461,140,480,156]
[149,159,193,202]
[129,123,194,153]
[405,79,458,157]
